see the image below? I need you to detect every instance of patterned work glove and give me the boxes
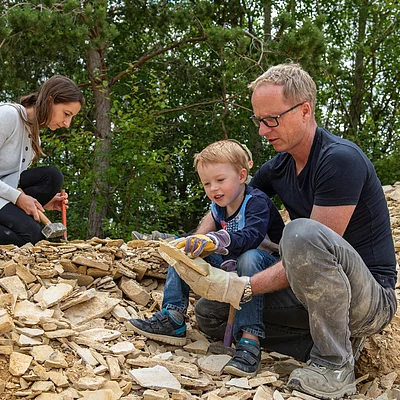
[220,259,237,272]
[176,230,231,258]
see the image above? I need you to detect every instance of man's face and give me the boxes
[251,83,308,154]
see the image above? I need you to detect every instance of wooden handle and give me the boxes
[223,305,236,347]
[61,189,67,226]
[60,189,67,240]
[18,188,51,225]
[37,208,52,226]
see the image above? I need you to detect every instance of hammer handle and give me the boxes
[18,188,52,225]
[37,208,52,226]
[60,189,67,240]
[223,305,236,347]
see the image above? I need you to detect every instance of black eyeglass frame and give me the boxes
[250,101,306,128]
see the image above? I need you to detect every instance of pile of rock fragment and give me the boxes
[0,182,399,400]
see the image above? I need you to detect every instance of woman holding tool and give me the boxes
[0,75,84,246]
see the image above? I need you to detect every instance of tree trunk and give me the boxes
[348,3,367,138]
[87,47,111,239]
[264,0,272,41]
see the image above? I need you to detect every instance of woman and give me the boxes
[0,75,84,245]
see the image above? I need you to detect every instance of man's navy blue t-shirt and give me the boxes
[251,127,397,289]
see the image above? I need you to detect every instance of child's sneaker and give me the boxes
[223,338,261,377]
[126,309,186,346]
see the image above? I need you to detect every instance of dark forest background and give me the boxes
[1,0,399,240]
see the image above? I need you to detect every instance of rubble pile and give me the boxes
[0,183,399,400]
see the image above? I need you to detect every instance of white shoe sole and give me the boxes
[124,321,187,346]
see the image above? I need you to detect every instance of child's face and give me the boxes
[197,162,247,209]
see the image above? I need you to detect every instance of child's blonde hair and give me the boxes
[194,140,250,174]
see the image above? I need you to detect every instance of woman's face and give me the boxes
[47,101,81,130]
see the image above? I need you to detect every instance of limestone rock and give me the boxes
[14,300,54,325]
[0,309,14,334]
[9,352,33,376]
[129,365,181,392]
[63,291,120,325]
[34,283,74,309]
[0,275,27,299]
[198,354,231,375]
[119,276,150,306]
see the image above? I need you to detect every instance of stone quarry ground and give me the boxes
[0,182,400,400]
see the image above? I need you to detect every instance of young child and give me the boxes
[128,140,284,377]
[131,139,254,241]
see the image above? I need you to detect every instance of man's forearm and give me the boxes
[249,260,289,294]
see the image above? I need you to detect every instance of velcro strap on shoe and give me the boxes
[233,341,260,366]
[236,342,260,357]
[149,313,170,332]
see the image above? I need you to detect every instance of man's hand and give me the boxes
[159,247,247,310]
[176,230,231,257]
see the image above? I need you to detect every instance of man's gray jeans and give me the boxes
[281,218,397,368]
[195,219,397,366]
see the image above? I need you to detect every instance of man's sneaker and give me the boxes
[131,231,152,240]
[131,230,176,241]
[126,309,186,346]
[287,359,356,400]
[223,339,261,377]
[151,231,177,241]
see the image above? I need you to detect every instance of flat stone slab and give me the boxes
[0,309,14,335]
[110,341,136,355]
[30,345,55,363]
[16,327,44,337]
[74,376,107,390]
[72,255,110,271]
[183,339,209,355]
[129,365,181,392]
[119,276,150,306]
[158,243,208,276]
[14,300,54,325]
[198,354,231,375]
[63,291,120,325]
[78,328,121,342]
[44,350,68,368]
[34,283,74,309]
[9,352,33,376]
[226,377,251,389]
[0,276,27,299]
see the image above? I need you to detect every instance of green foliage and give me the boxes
[373,153,400,186]
[1,0,399,240]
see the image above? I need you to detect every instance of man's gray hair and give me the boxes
[249,63,317,113]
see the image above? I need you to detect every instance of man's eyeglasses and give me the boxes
[250,102,306,128]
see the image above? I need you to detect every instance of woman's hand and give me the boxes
[15,192,44,222]
[44,191,68,212]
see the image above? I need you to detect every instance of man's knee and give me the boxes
[280,218,329,281]
[280,219,326,262]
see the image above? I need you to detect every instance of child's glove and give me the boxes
[220,259,237,272]
[176,230,231,257]
[158,247,247,310]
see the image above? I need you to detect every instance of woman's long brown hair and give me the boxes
[17,75,84,162]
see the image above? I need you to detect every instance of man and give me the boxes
[172,63,397,399]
